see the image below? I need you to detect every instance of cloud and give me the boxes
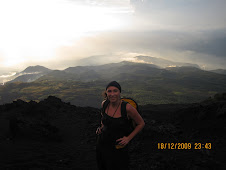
[55,29,226,69]
[69,0,131,6]
[183,35,226,58]
[130,0,226,31]
[68,0,133,13]
[0,0,133,69]
[0,0,225,70]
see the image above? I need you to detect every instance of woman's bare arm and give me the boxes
[116,104,145,145]
[126,104,145,141]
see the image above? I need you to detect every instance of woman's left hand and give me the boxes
[116,136,130,146]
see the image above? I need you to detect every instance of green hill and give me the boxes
[1,62,226,107]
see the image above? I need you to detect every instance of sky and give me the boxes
[0,0,226,72]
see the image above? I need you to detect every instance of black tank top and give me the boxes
[100,102,131,146]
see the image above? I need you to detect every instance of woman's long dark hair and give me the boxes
[102,90,107,100]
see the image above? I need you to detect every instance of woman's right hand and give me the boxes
[96,126,102,135]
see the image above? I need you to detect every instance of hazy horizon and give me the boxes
[0,0,226,71]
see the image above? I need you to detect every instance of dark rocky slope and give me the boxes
[0,95,225,169]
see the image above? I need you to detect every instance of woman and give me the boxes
[96,81,145,170]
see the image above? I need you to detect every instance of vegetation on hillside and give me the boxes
[1,62,226,107]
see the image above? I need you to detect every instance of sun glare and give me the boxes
[0,0,130,67]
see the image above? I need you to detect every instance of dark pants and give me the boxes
[96,143,129,170]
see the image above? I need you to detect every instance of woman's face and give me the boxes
[106,86,120,103]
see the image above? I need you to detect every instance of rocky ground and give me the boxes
[0,95,225,169]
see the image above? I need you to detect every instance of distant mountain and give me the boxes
[135,55,200,68]
[21,65,51,73]
[76,55,201,69]
[39,61,161,82]
[165,66,205,74]
[10,74,48,83]
[3,56,202,84]
[40,61,214,84]
[1,61,226,107]
[8,65,52,83]
[76,55,119,66]
[210,69,226,75]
